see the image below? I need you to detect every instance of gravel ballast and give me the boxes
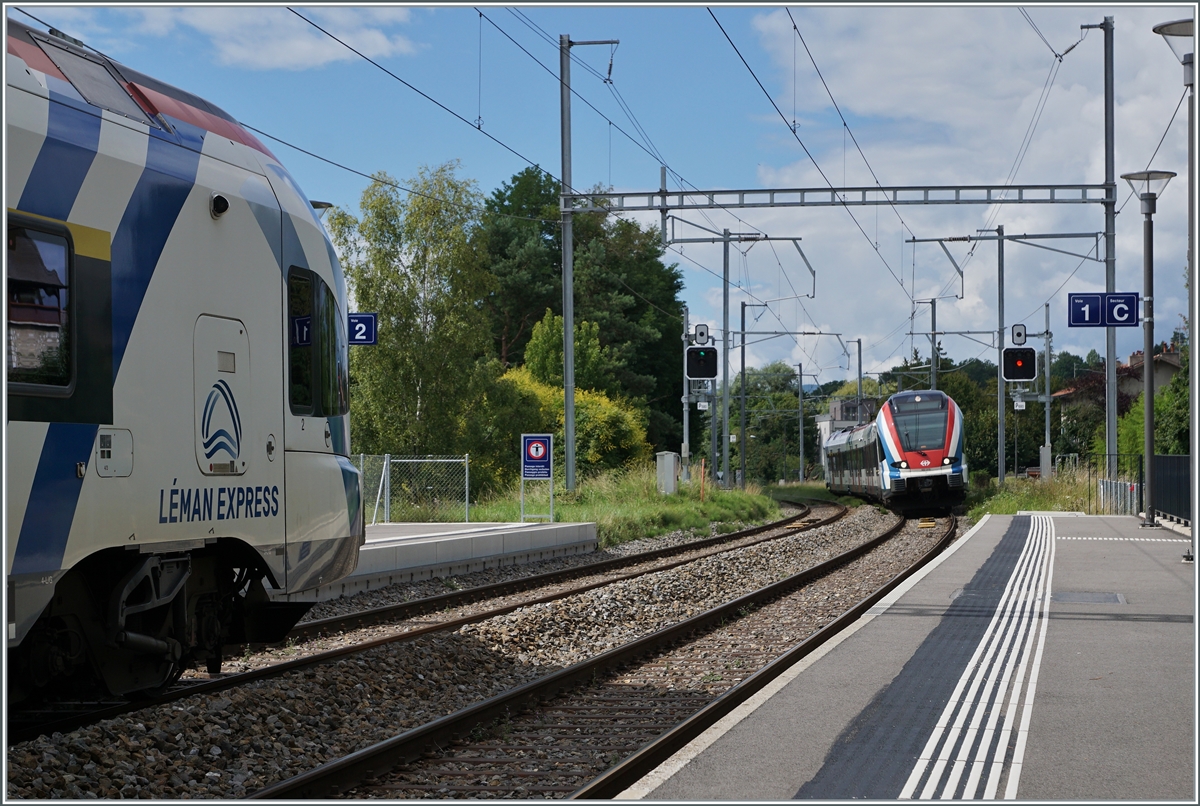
[7,505,939,799]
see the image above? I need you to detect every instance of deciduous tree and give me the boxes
[327,163,492,455]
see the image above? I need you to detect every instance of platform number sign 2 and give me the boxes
[347,313,378,345]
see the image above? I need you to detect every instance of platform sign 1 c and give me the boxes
[521,434,553,480]
[348,313,378,345]
[1068,293,1139,327]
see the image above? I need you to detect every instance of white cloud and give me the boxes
[707,4,1195,381]
[112,7,419,71]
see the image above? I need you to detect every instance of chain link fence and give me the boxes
[354,454,470,524]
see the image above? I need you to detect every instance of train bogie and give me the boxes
[6,20,363,701]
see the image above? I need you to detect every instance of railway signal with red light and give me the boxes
[1002,347,1038,381]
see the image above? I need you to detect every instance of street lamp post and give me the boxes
[1121,170,1176,529]
[1152,17,1194,558]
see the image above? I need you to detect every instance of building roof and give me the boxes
[8,231,65,289]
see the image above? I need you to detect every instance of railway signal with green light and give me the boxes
[686,346,719,379]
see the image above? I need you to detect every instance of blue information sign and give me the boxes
[1104,293,1139,327]
[521,434,553,480]
[1068,293,1104,327]
[1068,293,1139,327]
[347,313,378,345]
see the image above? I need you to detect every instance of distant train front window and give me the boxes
[889,393,949,452]
[7,222,72,388]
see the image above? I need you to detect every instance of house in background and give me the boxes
[7,226,68,373]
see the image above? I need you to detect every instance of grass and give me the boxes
[965,472,1094,522]
[763,481,865,509]
[469,462,781,548]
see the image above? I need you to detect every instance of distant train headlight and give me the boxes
[943,457,951,465]
[900,461,908,469]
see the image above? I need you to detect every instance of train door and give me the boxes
[280,266,360,592]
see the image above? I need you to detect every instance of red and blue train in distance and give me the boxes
[824,391,967,512]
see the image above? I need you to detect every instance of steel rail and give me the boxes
[286,500,824,641]
[8,500,836,746]
[570,515,957,798]
[248,510,918,799]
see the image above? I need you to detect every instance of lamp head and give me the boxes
[1152,18,1194,64]
[1121,170,1177,200]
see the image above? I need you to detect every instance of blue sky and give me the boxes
[8,3,1196,389]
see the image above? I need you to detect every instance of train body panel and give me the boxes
[824,390,967,511]
[5,20,363,698]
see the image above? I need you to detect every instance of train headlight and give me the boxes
[900,461,908,469]
[943,457,952,465]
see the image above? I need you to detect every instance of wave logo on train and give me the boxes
[201,380,242,468]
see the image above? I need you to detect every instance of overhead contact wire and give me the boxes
[709,8,912,301]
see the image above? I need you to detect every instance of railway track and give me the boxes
[287,501,825,641]
[7,501,834,746]
[249,515,956,799]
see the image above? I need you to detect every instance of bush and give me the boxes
[504,366,652,476]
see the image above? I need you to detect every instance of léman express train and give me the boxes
[7,20,364,701]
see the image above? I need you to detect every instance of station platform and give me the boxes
[621,513,1195,801]
[279,521,596,603]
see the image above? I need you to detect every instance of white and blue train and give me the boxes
[824,390,967,511]
[6,20,363,700]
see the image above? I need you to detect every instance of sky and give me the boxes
[7,2,1196,391]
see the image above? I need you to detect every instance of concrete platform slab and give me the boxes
[622,514,1194,801]
[275,521,596,603]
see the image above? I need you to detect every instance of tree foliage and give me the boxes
[724,361,818,482]
[327,162,491,455]
[476,174,686,453]
[479,167,561,368]
[524,308,623,396]
[503,366,652,474]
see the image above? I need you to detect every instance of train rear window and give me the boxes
[288,271,315,413]
[318,282,349,417]
[288,268,348,417]
[8,223,72,388]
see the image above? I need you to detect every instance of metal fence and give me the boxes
[1152,454,1191,524]
[1089,453,1144,516]
[354,454,470,524]
[1050,454,1144,516]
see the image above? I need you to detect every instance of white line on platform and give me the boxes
[899,515,1055,800]
[1056,536,1189,542]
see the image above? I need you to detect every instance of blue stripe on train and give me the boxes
[110,118,205,381]
[336,455,363,540]
[12,423,99,575]
[17,91,102,221]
